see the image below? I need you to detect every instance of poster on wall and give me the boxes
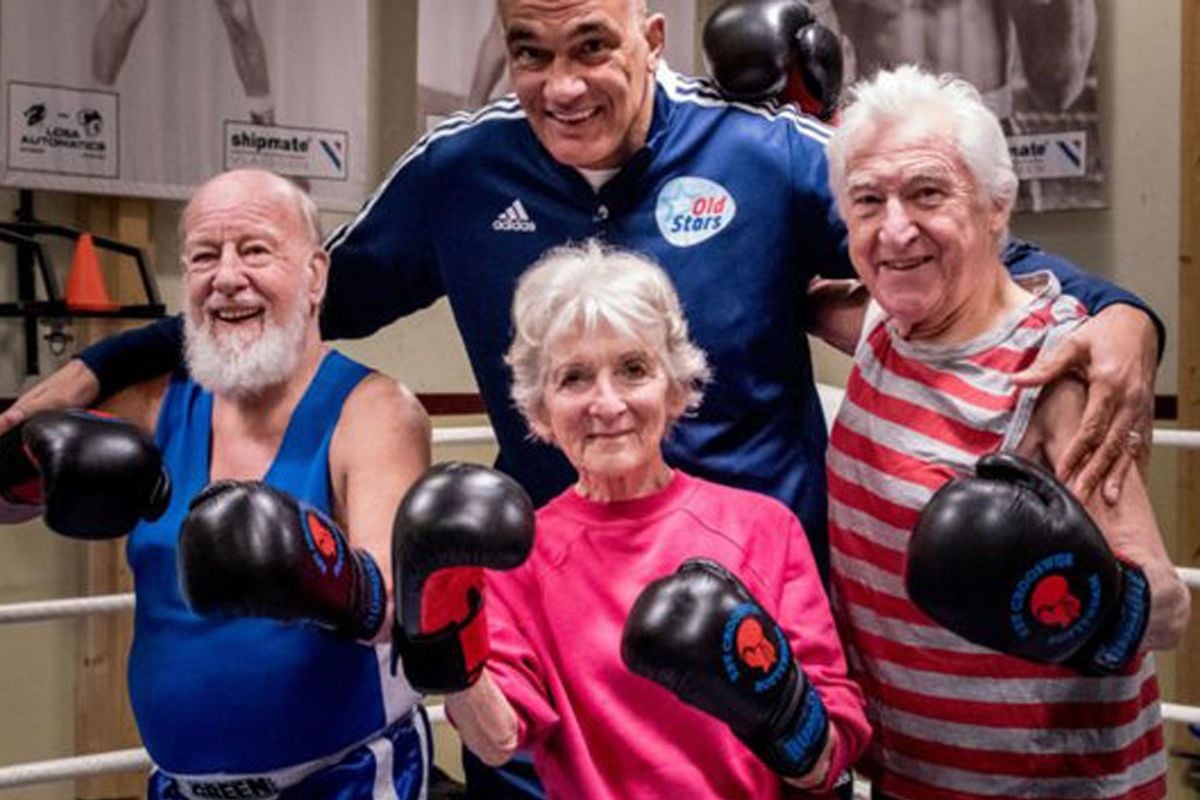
[417,1,697,132]
[827,0,1103,212]
[0,0,369,212]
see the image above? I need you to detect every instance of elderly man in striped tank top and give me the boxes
[817,66,1190,800]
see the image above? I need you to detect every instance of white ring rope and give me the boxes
[4,393,1200,789]
[0,701,1192,791]
[432,423,1200,451]
[6,568,1198,628]
[432,425,495,445]
[0,592,134,625]
[1180,567,1200,591]
[0,748,150,791]
[1163,703,1200,728]
[0,706,448,791]
[1150,429,1200,450]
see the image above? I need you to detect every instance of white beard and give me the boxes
[184,301,310,399]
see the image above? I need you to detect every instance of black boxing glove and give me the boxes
[178,481,386,641]
[622,559,830,778]
[786,21,842,120]
[702,0,842,120]
[907,452,1150,675]
[0,409,170,538]
[391,463,534,694]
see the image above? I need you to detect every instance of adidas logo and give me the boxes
[492,199,537,232]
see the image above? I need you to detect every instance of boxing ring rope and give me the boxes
[0,591,134,625]
[0,706,451,791]
[2,395,1200,791]
[0,748,151,791]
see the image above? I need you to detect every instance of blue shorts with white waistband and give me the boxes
[147,708,431,800]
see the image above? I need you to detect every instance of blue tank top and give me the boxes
[127,351,416,774]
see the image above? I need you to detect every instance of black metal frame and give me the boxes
[0,189,166,374]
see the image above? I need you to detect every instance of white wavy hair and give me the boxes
[826,65,1018,241]
[506,240,710,437]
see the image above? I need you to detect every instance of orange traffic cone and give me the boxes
[65,233,117,311]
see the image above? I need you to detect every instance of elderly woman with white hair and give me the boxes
[439,240,870,799]
[819,66,1189,800]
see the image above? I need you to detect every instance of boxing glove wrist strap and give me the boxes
[392,607,489,693]
[1081,563,1150,675]
[751,670,830,778]
[346,551,386,641]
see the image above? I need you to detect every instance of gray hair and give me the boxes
[506,240,710,435]
[826,65,1018,235]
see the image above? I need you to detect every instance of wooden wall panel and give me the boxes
[72,196,152,800]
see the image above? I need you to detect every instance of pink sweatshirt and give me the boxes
[485,470,870,800]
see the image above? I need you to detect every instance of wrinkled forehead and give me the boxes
[543,313,664,367]
[847,108,956,158]
[183,174,305,239]
[844,115,968,184]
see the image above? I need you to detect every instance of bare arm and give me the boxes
[806,277,868,355]
[0,360,101,435]
[1013,303,1158,504]
[1018,378,1190,651]
[330,374,431,644]
[445,673,521,767]
[96,373,169,433]
[782,731,838,790]
[1008,0,1097,110]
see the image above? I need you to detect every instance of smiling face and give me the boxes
[180,170,327,395]
[182,171,324,342]
[532,322,683,500]
[501,0,664,169]
[840,112,1008,340]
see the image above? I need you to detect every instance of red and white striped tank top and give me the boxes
[828,273,1166,800]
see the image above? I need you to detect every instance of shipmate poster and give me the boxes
[0,0,369,211]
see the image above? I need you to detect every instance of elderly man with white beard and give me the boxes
[0,168,433,799]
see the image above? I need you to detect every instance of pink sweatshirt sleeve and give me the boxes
[483,569,560,749]
[776,514,871,789]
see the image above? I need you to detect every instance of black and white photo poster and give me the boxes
[828,0,1102,212]
[1,0,369,211]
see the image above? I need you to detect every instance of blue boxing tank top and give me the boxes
[127,350,418,775]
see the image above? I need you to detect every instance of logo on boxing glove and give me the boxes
[1030,574,1083,629]
[302,505,344,576]
[1009,552,1102,647]
[736,617,779,673]
[722,602,791,693]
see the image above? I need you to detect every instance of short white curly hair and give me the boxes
[506,239,710,437]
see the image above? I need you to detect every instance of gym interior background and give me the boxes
[0,1,1194,797]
